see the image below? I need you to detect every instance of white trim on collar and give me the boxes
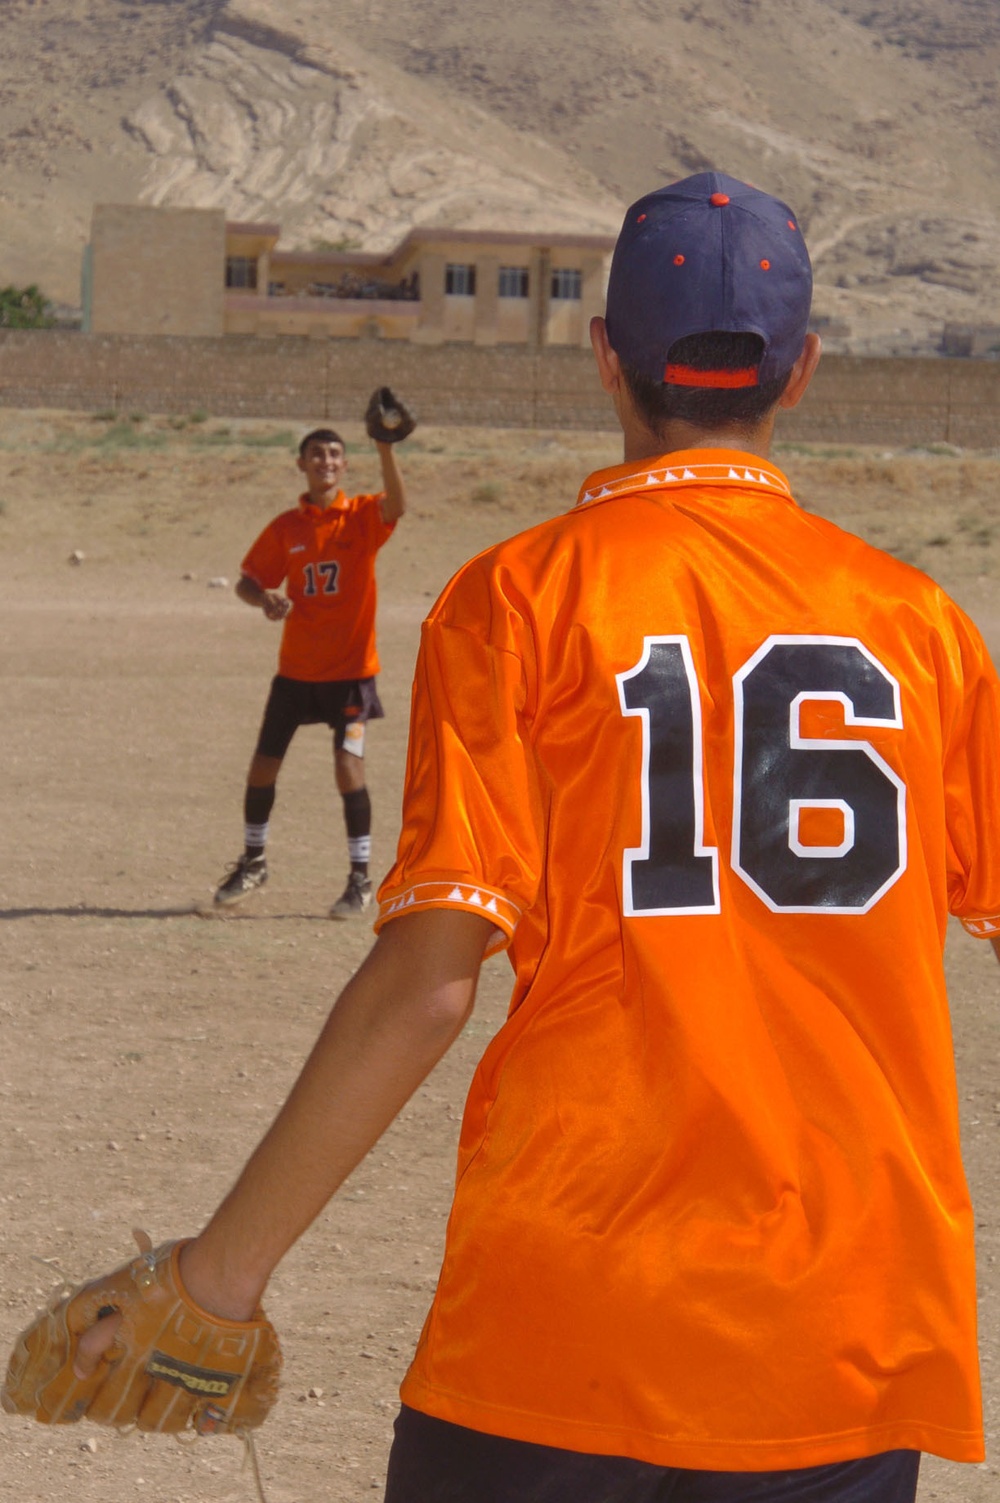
[578,460,792,507]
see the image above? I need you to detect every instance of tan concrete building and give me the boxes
[84,205,615,350]
[83,205,227,337]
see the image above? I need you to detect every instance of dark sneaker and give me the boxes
[329,872,373,920]
[214,854,268,907]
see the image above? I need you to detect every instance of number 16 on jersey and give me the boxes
[617,634,907,919]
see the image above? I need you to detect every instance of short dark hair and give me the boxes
[298,427,345,456]
[622,332,793,436]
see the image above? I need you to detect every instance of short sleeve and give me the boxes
[942,617,1000,939]
[241,517,289,590]
[355,492,396,552]
[375,572,544,956]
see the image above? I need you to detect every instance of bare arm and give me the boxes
[235,572,290,620]
[180,907,492,1318]
[377,442,407,525]
[73,908,495,1375]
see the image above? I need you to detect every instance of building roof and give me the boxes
[226,221,617,267]
[226,220,281,238]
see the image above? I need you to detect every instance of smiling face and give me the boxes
[297,438,348,506]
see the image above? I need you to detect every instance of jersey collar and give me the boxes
[575,450,794,508]
[298,489,348,517]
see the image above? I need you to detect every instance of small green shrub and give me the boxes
[95,423,168,450]
[0,284,55,328]
[239,430,298,449]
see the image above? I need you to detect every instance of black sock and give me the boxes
[341,787,371,876]
[244,784,276,859]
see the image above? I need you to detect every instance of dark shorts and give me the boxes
[383,1407,921,1503]
[254,675,384,760]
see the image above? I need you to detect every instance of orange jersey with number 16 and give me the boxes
[241,490,395,681]
[375,450,1000,1472]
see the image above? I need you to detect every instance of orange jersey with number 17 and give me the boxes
[241,491,394,681]
[375,450,1000,1471]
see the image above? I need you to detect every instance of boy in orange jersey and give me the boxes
[213,419,408,918]
[75,175,999,1500]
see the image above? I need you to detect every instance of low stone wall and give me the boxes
[0,330,997,446]
[788,355,999,450]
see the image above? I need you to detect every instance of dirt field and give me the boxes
[1,409,998,1503]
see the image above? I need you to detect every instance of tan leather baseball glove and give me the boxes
[2,1232,281,1435]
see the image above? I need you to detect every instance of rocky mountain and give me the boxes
[2,0,998,354]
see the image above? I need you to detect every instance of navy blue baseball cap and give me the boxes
[605,171,812,388]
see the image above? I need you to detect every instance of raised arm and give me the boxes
[377,440,407,524]
[363,385,413,524]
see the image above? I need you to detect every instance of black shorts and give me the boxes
[384,1407,921,1503]
[254,675,384,760]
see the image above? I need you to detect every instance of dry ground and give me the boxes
[1,409,999,1502]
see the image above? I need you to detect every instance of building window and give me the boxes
[226,256,258,290]
[551,267,582,300]
[498,266,530,298]
[445,263,476,296]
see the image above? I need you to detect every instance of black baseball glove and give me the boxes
[364,386,416,444]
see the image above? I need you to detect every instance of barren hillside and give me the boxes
[1,0,998,354]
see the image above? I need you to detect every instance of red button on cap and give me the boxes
[710,192,730,206]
